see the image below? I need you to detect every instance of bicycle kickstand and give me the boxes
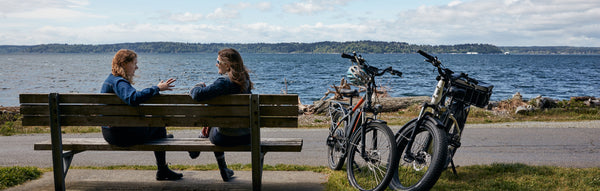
[450,158,458,176]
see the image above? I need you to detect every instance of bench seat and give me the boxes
[34,138,303,152]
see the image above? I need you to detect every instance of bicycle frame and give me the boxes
[328,85,376,160]
[403,50,491,173]
[328,52,402,162]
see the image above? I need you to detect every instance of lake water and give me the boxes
[1,53,599,107]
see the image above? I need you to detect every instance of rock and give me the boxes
[584,98,600,107]
[512,92,523,101]
[515,105,534,114]
[571,96,595,102]
[531,96,557,109]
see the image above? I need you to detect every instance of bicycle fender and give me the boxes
[396,113,445,136]
[420,112,445,130]
[368,119,387,125]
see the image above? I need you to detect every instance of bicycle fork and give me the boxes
[402,103,436,164]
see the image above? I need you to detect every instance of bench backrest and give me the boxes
[19,93,298,128]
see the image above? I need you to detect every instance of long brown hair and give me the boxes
[111,49,137,84]
[218,48,253,93]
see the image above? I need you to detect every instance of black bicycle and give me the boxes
[326,52,402,191]
[390,50,493,191]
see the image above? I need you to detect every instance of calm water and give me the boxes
[1,53,599,106]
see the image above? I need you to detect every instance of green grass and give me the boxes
[0,166,43,189]
[4,163,599,190]
[326,163,600,191]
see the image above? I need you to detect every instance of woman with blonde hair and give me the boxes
[188,48,253,181]
[101,49,182,181]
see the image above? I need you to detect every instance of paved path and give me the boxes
[2,120,599,168]
[2,121,600,190]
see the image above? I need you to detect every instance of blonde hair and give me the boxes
[218,48,253,92]
[111,49,137,84]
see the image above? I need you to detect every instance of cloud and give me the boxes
[256,2,272,11]
[169,12,204,22]
[166,2,271,23]
[283,0,353,15]
[1,0,599,46]
[390,0,600,46]
[0,0,104,20]
[206,8,238,20]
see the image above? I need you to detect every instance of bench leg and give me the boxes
[252,152,265,191]
[49,93,66,191]
[62,151,83,178]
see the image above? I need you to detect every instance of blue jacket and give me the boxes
[101,74,160,106]
[189,76,251,101]
[189,76,251,136]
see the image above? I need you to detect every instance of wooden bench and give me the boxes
[20,93,301,191]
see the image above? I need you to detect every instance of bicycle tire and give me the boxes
[327,107,347,170]
[347,122,398,191]
[390,118,448,191]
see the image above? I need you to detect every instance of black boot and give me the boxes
[156,165,183,181]
[188,151,200,159]
[215,152,234,181]
[189,133,207,159]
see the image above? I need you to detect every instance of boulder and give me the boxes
[515,105,534,114]
[531,95,557,109]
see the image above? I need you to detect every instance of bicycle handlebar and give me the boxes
[417,50,435,61]
[417,50,441,67]
[341,52,402,78]
[341,53,354,59]
[341,52,366,64]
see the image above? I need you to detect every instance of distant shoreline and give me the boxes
[1,41,599,54]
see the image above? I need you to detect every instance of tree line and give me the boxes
[1,41,598,54]
[0,41,503,54]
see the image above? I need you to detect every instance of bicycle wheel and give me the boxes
[327,105,347,170]
[347,122,398,191]
[390,118,448,191]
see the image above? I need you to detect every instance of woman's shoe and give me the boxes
[219,167,234,181]
[188,151,200,159]
[156,166,183,181]
[189,132,208,159]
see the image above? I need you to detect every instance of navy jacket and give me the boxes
[189,76,251,136]
[101,74,160,106]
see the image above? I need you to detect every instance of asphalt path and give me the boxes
[1,121,599,168]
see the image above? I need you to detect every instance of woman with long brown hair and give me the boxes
[188,48,253,181]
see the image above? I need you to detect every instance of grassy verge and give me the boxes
[4,163,599,190]
[0,166,44,189]
[326,163,600,191]
[9,163,597,190]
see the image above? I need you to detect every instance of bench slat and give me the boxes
[20,94,253,105]
[260,117,298,128]
[21,105,251,116]
[34,138,303,152]
[22,116,251,127]
[22,116,298,128]
[259,105,298,116]
[258,94,298,105]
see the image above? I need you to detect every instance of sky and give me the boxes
[0,0,599,46]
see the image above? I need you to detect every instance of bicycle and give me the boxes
[390,50,493,191]
[326,52,403,191]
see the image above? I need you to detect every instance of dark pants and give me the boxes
[209,127,251,160]
[102,127,168,166]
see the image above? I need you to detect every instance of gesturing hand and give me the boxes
[157,78,176,91]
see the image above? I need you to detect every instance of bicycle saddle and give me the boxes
[340,89,359,98]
